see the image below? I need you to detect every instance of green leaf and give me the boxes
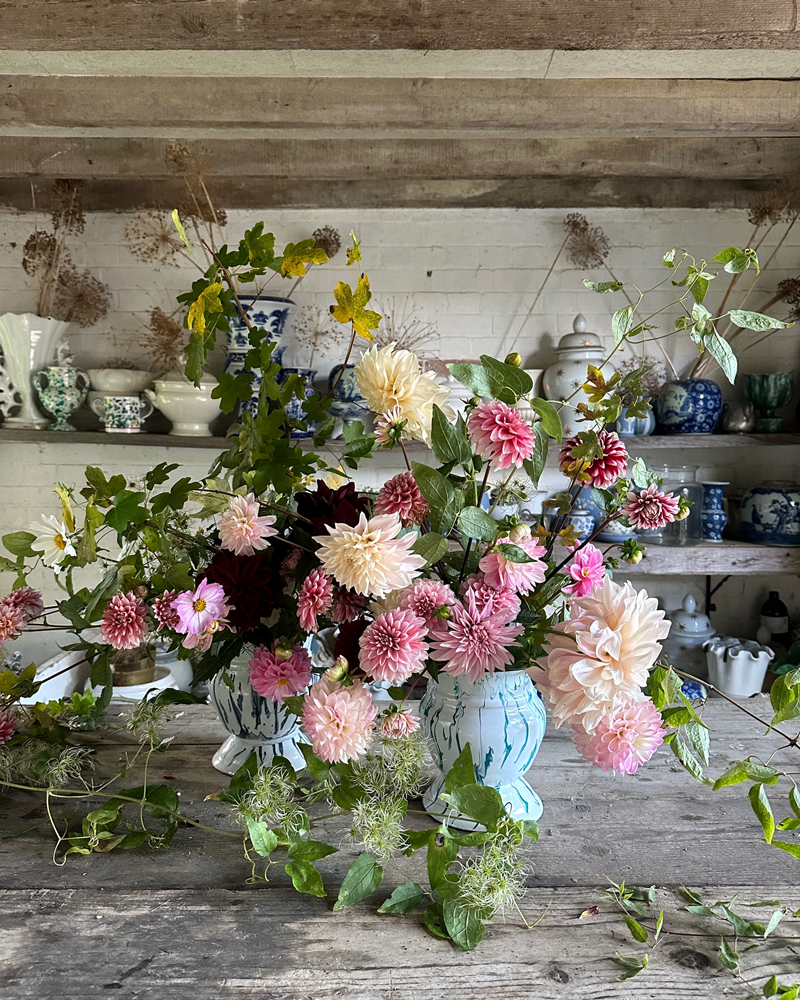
[413,531,449,569]
[172,208,193,253]
[426,832,459,890]
[522,423,549,488]
[442,899,487,951]
[496,542,535,563]
[246,818,278,857]
[529,397,562,442]
[287,839,338,863]
[646,665,684,710]
[612,304,635,346]
[704,332,738,384]
[623,915,649,943]
[685,719,710,766]
[668,734,711,785]
[441,784,506,829]
[444,743,477,794]
[333,853,383,911]
[771,839,800,859]
[654,909,664,942]
[713,760,780,790]
[719,936,739,972]
[212,371,254,414]
[764,975,780,997]
[457,506,498,543]
[105,490,149,533]
[430,404,472,468]
[423,901,450,941]
[583,279,623,293]
[764,910,783,938]
[445,362,493,398]
[411,463,459,534]
[377,881,425,915]
[285,860,326,898]
[3,531,38,557]
[298,743,331,782]
[480,355,533,404]
[749,783,776,844]
[729,310,793,332]
[790,786,800,818]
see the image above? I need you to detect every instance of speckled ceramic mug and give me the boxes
[90,394,153,433]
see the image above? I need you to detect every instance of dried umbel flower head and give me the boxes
[50,179,86,235]
[163,141,209,177]
[143,307,187,372]
[52,265,111,327]
[747,184,796,227]
[564,212,611,269]
[104,356,141,370]
[21,230,60,276]
[176,197,227,228]
[372,298,439,354]
[778,276,800,322]
[313,225,342,259]
[124,210,184,266]
[617,356,669,398]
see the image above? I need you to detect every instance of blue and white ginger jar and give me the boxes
[654,378,723,434]
[224,295,295,416]
[741,481,800,547]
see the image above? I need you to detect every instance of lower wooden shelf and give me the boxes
[613,540,800,576]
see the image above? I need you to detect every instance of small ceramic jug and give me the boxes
[32,366,89,431]
[91,394,153,433]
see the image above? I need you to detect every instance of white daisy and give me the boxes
[29,514,76,566]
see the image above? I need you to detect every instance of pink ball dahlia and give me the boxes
[359,608,429,684]
[559,430,628,488]
[572,698,666,774]
[461,574,522,619]
[398,578,456,627]
[302,676,378,763]
[622,484,680,531]
[217,493,278,557]
[0,709,17,744]
[467,400,536,470]
[173,579,228,635]
[380,709,420,739]
[100,591,149,650]
[430,591,523,682]
[564,543,606,598]
[479,529,547,595]
[0,604,26,643]
[0,586,44,622]
[374,472,429,527]
[249,643,312,701]
[297,568,334,632]
[152,590,181,631]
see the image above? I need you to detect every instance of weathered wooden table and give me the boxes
[1,698,798,999]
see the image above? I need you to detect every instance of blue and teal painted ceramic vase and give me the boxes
[654,378,723,434]
[700,481,728,543]
[614,404,656,437]
[741,481,800,547]
[210,656,307,775]
[420,670,546,830]
[745,372,794,433]
[224,295,295,415]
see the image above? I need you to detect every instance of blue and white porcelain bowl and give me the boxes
[614,404,656,437]
[655,378,723,434]
[741,481,800,547]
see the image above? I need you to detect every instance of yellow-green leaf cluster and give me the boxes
[346,231,362,267]
[280,240,328,278]
[187,282,223,336]
[330,274,381,341]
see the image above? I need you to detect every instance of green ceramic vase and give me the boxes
[744,372,794,433]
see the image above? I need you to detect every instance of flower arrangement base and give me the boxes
[212,729,308,776]
[420,671,546,831]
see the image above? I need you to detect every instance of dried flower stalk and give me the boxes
[372,298,439,355]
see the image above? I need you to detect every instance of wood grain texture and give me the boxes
[617,540,800,575]
[0,1,797,51]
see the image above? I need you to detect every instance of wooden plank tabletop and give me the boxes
[1,698,798,998]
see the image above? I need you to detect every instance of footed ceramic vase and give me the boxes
[420,670,546,831]
[745,372,794,433]
[0,313,70,428]
[32,366,88,431]
[210,656,307,775]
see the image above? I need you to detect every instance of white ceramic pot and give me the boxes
[87,368,154,394]
[145,371,221,437]
[705,637,774,697]
[0,313,70,428]
[542,314,616,438]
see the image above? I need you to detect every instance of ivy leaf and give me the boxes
[246,818,278,857]
[457,506,498,543]
[280,239,328,278]
[187,282,223,336]
[150,477,199,515]
[330,275,382,341]
[749,783,776,844]
[145,463,179,489]
[333,853,383,910]
[442,899,487,951]
[378,881,425,915]
[285,860,326,897]
[729,310,793,332]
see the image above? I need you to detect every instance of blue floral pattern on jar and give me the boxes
[741,482,800,547]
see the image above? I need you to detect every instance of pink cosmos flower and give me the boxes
[302,676,378,763]
[467,400,536,470]
[359,609,429,684]
[152,590,181,631]
[564,543,606,597]
[572,698,666,774]
[622,484,680,531]
[430,591,523,682]
[331,587,366,623]
[461,574,522,619]
[0,586,44,622]
[374,472,429,527]
[0,709,17,744]
[559,430,628,488]
[0,604,26,643]
[100,591,149,650]
[479,528,547,595]
[173,579,228,635]
[398,578,456,627]
[218,493,278,556]
[380,710,420,739]
[249,643,313,701]
[297,568,334,632]
[374,406,408,447]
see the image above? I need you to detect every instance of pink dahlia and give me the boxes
[331,586,366,623]
[280,548,301,578]
[564,543,606,597]
[152,590,181,631]
[100,591,149,650]
[0,586,44,622]
[0,604,25,642]
[380,709,420,739]
[359,609,429,684]
[572,699,665,774]
[173,579,228,635]
[398,578,456,627]
[249,643,312,701]
[467,400,536,470]
[0,709,17,744]
[302,676,378,763]
[622,484,680,531]
[461,574,522,619]
[430,591,523,682]
[218,493,278,556]
[374,406,408,448]
[374,472,429,527]
[479,527,547,595]
[559,430,628,488]
[297,568,334,632]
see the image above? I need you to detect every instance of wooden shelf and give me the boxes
[613,540,800,576]
[625,433,800,449]
[0,428,231,449]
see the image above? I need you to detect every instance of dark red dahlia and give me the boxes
[295,481,371,537]
[202,548,284,632]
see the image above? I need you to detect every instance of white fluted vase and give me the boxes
[0,313,69,428]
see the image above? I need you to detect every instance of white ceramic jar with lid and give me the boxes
[661,594,716,679]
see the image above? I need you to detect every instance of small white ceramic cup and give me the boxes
[90,394,153,433]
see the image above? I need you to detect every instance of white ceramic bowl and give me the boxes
[145,379,221,437]
[87,368,154,394]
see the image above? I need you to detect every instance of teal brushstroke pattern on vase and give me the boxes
[420,670,546,830]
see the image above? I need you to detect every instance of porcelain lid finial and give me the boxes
[573,313,587,334]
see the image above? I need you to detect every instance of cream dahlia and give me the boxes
[217,493,278,556]
[430,591,523,682]
[622,484,680,531]
[479,527,547,595]
[100,592,149,650]
[558,430,628,488]
[249,643,312,701]
[297,568,334,632]
[374,472,429,527]
[359,608,429,684]
[467,400,536,470]
[398,578,456,627]
[572,699,665,774]
[302,677,378,763]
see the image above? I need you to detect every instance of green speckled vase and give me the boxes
[745,372,794,433]
[32,366,89,431]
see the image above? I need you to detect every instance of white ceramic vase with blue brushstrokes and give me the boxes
[420,670,546,831]
[210,655,307,775]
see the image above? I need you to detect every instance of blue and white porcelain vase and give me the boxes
[741,481,800,547]
[420,670,546,831]
[700,481,728,543]
[277,366,318,438]
[210,656,307,775]
[614,404,656,437]
[654,378,723,434]
[224,295,295,416]
[327,362,372,437]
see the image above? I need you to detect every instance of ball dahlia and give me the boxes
[374,472,429,527]
[0,586,44,622]
[622,484,680,531]
[572,698,666,774]
[559,430,628,488]
[358,608,429,684]
[100,591,149,650]
[297,568,334,632]
[249,643,312,701]
[467,399,536,470]
[302,677,378,763]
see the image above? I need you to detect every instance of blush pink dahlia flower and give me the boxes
[217,493,278,556]
[571,698,666,774]
[359,609,429,684]
[430,591,523,682]
[380,709,420,739]
[564,543,606,597]
[0,604,25,643]
[461,574,522,619]
[374,406,409,447]
[313,512,425,598]
[374,472,429,527]
[479,527,547,595]
[302,676,378,763]
[249,643,312,701]
[398,578,456,627]
[297,568,334,632]
[173,579,228,635]
[622,484,680,531]
[100,591,149,650]
[0,709,17,744]
[559,430,628,488]
[467,400,536,470]
[152,590,181,631]
[0,586,44,622]
[537,577,670,732]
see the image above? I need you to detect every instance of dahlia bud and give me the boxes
[274,642,294,661]
[468,396,482,409]
[620,539,645,565]
[508,523,532,545]
[674,498,692,522]
[325,655,349,682]
[505,352,522,368]
[134,585,148,599]
[433,604,452,621]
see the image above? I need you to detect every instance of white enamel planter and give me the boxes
[420,670,546,830]
[705,638,774,698]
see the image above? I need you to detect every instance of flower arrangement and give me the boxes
[1,232,799,952]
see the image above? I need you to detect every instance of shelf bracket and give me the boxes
[704,574,731,617]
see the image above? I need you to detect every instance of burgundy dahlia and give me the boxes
[333,618,370,676]
[202,548,284,632]
[295,481,371,536]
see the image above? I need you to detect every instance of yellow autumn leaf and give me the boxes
[346,231,362,267]
[187,282,224,336]
[171,209,193,254]
[279,239,328,278]
[54,484,75,533]
[329,274,381,341]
